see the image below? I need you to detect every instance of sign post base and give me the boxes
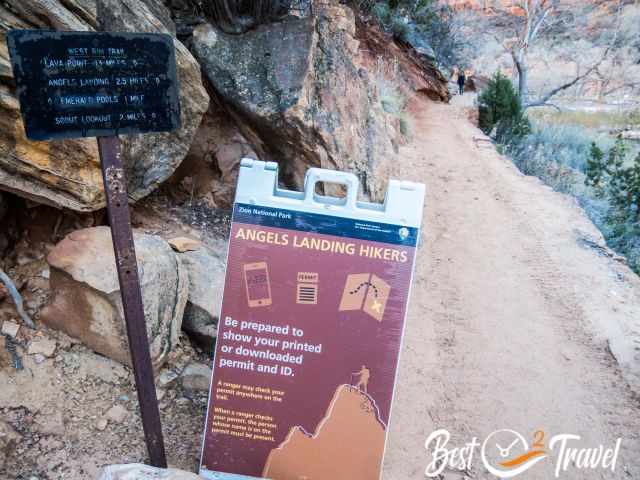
[98,135,167,468]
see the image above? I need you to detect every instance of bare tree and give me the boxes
[590,1,639,100]
[491,0,626,109]
[503,0,559,104]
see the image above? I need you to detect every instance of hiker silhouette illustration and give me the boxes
[353,365,371,393]
[457,69,466,95]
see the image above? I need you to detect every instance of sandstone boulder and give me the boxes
[97,464,203,480]
[192,3,399,202]
[0,0,208,211]
[178,245,226,350]
[97,0,209,205]
[42,227,188,368]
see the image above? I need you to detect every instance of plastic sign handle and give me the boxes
[304,168,359,209]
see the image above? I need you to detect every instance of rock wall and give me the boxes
[355,18,450,102]
[0,0,208,211]
[0,1,100,211]
[0,0,450,210]
[173,95,260,209]
[192,3,403,202]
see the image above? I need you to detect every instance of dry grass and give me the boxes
[374,57,414,137]
[529,108,640,131]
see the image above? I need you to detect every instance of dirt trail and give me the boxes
[383,95,640,479]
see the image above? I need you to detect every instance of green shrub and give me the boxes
[390,15,410,40]
[585,138,640,223]
[584,142,607,191]
[399,113,411,136]
[374,58,412,137]
[505,123,592,194]
[378,78,405,115]
[507,122,597,173]
[478,72,530,143]
[372,3,392,26]
[356,0,468,69]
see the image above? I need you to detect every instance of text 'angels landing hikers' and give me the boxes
[199,160,424,479]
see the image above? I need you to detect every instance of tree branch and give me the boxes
[525,102,562,112]
[0,269,35,329]
[529,5,553,43]
[524,69,593,108]
[524,48,610,109]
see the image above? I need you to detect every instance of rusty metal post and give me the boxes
[98,135,167,468]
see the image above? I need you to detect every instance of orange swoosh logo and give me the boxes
[499,449,546,468]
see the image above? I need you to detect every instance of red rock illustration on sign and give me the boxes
[263,384,386,480]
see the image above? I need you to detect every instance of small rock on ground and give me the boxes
[1,320,20,338]
[158,369,179,387]
[28,337,57,357]
[34,411,65,436]
[168,237,202,253]
[181,363,212,391]
[105,405,128,424]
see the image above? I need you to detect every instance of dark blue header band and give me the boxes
[232,203,419,247]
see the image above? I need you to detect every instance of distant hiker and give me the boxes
[457,69,466,95]
[353,365,370,393]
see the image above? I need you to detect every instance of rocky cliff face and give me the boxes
[192,3,403,202]
[0,0,208,211]
[0,0,449,210]
[355,18,450,102]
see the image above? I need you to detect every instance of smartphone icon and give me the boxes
[243,262,272,307]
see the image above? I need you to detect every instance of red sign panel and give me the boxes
[200,164,423,480]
